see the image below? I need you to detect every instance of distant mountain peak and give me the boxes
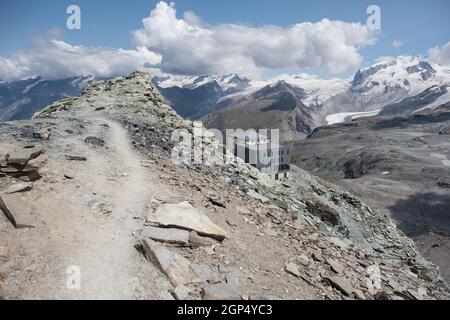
[351,55,448,97]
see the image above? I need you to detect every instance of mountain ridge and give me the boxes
[1,71,449,299]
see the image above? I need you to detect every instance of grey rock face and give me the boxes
[352,63,391,87]
[203,81,316,142]
[292,106,450,282]
[380,85,448,116]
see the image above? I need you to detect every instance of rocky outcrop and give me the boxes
[1,71,448,300]
[292,105,450,282]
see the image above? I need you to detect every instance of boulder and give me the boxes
[0,193,34,228]
[141,239,195,286]
[147,202,227,241]
[142,226,190,246]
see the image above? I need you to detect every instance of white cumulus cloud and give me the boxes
[133,1,378,77]
[0,1,379,80]
[428,42,450,66]
[0,38,161,81]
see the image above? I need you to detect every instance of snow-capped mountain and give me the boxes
[151,74,251,119]
[319,56,450,124]
[153,73,350,119]
[0,75,95,121]
[351,56,449,97]
[154,56,450,124]
[154,74,250,92]
[1,55,449,130]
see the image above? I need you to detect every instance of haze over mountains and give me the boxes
[2,55,448,142]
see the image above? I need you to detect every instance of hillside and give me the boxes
[203,81,318,141]
[291,105,450,281]
[1,72,449,300]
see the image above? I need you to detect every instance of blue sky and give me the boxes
[0,0,449,80]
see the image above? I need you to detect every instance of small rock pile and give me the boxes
[0,144,47,181]
[0,144,41,230]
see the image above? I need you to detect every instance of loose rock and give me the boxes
[285,262,301,277]
[171,284,190,300]
[246,190,270,204]
[65,155,87,161]
[5,145,44,166]
[147,201,227,241]
[324,276,354,296]
[202,283,241,300]
[5,182,33,194]
[189,231,218,248]
[192,263,222,284]
[208,196,227,208]
[141,238,195,286]
[327,259,345,275]
[0,193,34,228]
[142,226,190,246]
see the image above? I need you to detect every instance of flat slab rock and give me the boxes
[202,283,241,300]
[147,201,227,241]
[246,190,270,204]
[4,182,33,194]
[142,226,190,246]
[141,238,195,287]
[285,262,301,277]
[189,231,218,248]
[324,276,354,296]
[0,193,34,228]
[171,284,191,300]
[0,281,5,300]
[5,145,45,166]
